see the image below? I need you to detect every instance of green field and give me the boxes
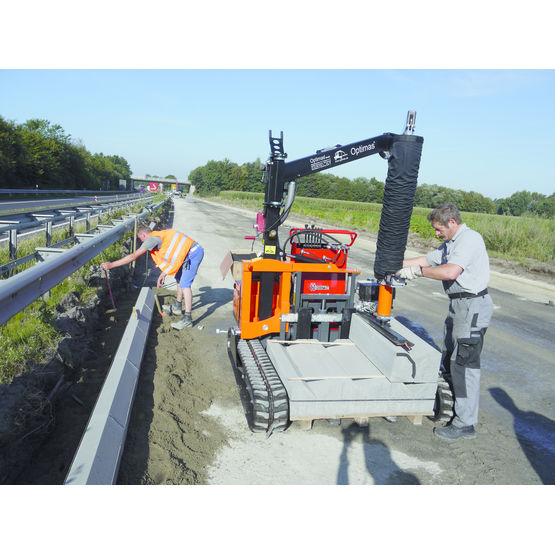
[212,191,555,264]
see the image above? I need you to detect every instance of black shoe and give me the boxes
[433,424,476,441]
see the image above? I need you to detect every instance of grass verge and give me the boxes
[211,191,555,264]
[0,240,129,385]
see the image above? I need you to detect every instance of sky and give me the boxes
[1,3,554,203]
[2,69,553,200]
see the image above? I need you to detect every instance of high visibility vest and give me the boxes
[149,229,195,276]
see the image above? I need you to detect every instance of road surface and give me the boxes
[116,196,555,485]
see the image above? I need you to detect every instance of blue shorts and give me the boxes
[175,245,204,288]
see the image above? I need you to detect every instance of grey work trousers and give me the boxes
[442,294,494,427]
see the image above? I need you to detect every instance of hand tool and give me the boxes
[103,268,116,309]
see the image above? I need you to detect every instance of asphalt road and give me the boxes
[128,195,555,485]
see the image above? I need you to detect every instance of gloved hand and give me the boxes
[395,265,422,280]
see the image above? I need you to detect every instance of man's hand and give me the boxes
[157,272,168,288]
[100,261,112,271]
[396,265,422,280]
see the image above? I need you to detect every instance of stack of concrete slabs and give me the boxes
[265,314,441,420]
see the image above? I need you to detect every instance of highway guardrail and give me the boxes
[0,198,167,326]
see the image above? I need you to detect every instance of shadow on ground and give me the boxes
[489,387,555,484]
[337,422,420,485]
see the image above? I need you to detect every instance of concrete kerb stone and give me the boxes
[64,287,155,485]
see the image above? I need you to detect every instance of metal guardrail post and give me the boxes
[74,233,95,244]
[9,229,17,261]
[45,220,52,247]
[64,287,155,485]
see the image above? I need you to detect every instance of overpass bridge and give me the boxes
[130,175,191,191]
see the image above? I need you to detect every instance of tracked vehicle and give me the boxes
[224,112,454,434]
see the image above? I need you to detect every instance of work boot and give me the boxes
[171,313,193,330]
[433,424,476,441]
[162,301,182,315]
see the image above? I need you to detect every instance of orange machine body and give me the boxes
[233,257,360,340]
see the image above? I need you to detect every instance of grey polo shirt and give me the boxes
[141,235,162,252]
[425,223,490,295]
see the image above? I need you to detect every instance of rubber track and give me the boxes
[435,373,455,422]
[237,339,289,434]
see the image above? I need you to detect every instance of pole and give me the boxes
[104,269,116,309]
[132,216,137,274]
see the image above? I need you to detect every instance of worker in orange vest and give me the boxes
[101,225,204,329]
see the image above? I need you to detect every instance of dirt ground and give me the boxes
[5,197,555,486]
[117,298,237,485]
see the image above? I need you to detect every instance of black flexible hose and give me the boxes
[374,134,424,280]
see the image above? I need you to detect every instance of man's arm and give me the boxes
[421,263,462,281]
[401,256,462,281]
[101,247,148,271]
[403,255,429,268]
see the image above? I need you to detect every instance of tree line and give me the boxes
[189,158,554,218]
[0,116,132,190]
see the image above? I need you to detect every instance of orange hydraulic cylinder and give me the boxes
[376,284,393,318]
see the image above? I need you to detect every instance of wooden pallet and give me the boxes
[292,413,432,430]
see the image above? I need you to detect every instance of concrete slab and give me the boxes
[350,314,441,383]
[266,338,438,420]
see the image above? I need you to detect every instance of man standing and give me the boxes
[101,225,204,330]
[396,204,494,441]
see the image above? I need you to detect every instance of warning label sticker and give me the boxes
[310,154,332,171]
